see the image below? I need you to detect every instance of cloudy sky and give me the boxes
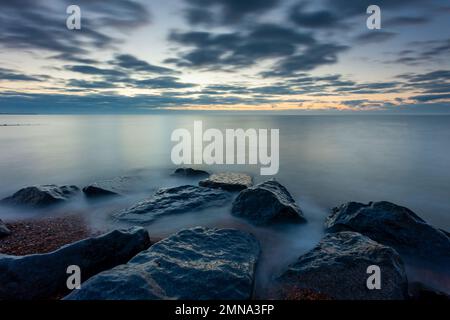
[0,0,449,113]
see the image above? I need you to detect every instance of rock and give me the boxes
[231,179,306,225]
[82,185,118,198]
[172,167,209,177]
[64,227,260,300]
[199,172,252,191]
[0,219,11,238]
[82,176,144,198]
[325,201,450,268]
[276,231,408,300]
[408,282,450,300]
[0,185,79,208]
[0,227,150,300]
[113,185,231,225]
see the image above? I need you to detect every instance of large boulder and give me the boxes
[199,172,252,191]
[172,167,209,178]
[113,185,231,225]
[231,180,306,225]
[0,227,150,300]
[0,219,11,238]
[0,185,79,208]
[325,201,450,268]
[276,231,408,300]
[65,227,261,300]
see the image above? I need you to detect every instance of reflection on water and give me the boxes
[1,114,450,294]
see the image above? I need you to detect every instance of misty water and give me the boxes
[1,114,449,294]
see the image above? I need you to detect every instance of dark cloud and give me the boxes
[184,0,280,26]
[0,67,42,82]
[167,22,349,77]
[409,82,450,94]
[334,81,402,94]
[249,85,294,95]
[0,0,151,60]
[398,70,450,82]
[111,54,177,75]
[355,31,397,44]
[411,93,450,102]
[66,79,119,89]
[167,24,316,70]
[388,39,450,65]
[398,70,450,96]
[49,53,99,64]
[385,16,430,27]
[61,52,196,91]
[65,65,127,78]
[0,91,277,114]
[264,43,348,77]
[131,76,196,89]
[201,85,251,95]
[64,66,195,91]
[289,4,341,29]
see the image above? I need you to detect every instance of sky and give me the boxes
[0,0,449,114]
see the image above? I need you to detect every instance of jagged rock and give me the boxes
[199,172,252,191]
[113,185,231,225]
[64,227,261,300]
[232,180,306,225]
[0,227,150,300]
[325,201,450,268]
[276,231,408,300]
[172,168,209,177]
[0,185,79,208]
[0,219,11,238]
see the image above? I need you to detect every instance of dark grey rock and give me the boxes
[232,179,306,225]
[64,227,261,300]
[0,219,11,238]
[0,227,150,300]
[199,172,252,191]
[0,185,79,208]
[82,185,118,198]
[172,168,209,177]
[408,282,450,300]
[82,176,144,198]
[325,201,450,268]
[276,231,408,300]
[113,185,231,225]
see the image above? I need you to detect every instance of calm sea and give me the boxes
[1,114,449,293]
